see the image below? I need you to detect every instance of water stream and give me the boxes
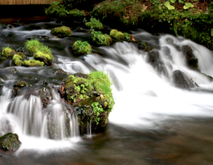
[0,16,213,165]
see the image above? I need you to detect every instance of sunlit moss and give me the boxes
[51,26,72,38]
[73,40,92,55]
[22,59,44,67]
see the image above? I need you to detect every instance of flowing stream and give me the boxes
[0,16,213,165]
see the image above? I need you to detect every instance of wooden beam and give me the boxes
[0,0,8,4]
[15,0,23,4]
[23,0,30,4]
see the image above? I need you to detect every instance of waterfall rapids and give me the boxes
[0,26,213,151]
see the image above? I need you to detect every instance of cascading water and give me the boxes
[0,19,213,164]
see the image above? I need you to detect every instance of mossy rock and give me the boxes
[68,9,86,17]
[91,30,112,46]
[33,51,53,66]
[0,133,21,152]
[12,52,25,66]
[51,26,72,38]
[73,40,92,55]
[13,81,29,97]
[2,47,16,58]
[22,59,44,67]
[138,41,153,52]
[61,71,114,135]
[110,29,125,40]
[85,17,104,30]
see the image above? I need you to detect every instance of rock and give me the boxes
[0,133,21,152]
[61,71,114,135]
[181,45,198,70]
[138,41,153,52]
[22,59,44,67]
[146,50,168,77]
[172,70,198,89]
[51,26,72,38]
[12,81,29,97]
[33,51,53,66]
[73,40,92,55]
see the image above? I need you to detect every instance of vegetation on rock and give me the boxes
[51,26,72,38]
[91,30,112,46]
[22,59,44,67]
[0,133,21,152]
[73,40,92,55]
[12,52,25,66]
[33,51,53,66]
[84,17,104,30]
[62,71,114,133]
[2,47,15,58]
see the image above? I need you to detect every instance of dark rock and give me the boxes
[15,47,25,52]
[12,81,29,97]
[146,50,168,77]
[138,41,153,52]
[3,32,14,37]
[172,70,198,89]
[181,45,198,70]
[0,133,21,152]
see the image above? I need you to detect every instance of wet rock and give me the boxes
[9,68,17,74]
[138,41,153,52]
[38,87,52,108]
[0,133,21,152]
[53,68,67,75]
[172,70,198,89]
[12,81,29,97]
[146,50,168,77]
[15,47,25,52]
[3,32,14,37]
[181,45,198,70]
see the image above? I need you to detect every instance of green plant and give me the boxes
[91,102,104,124]
[124,32,130,41]
[22,59,44,67]
[91,30,112,46]
[84,17,104,30]
[2,47,14,58]
[33,51,53,66]
[12,52,25,66]
[69,8,86,17]
[73,40,92,55]
[25,40,43,53]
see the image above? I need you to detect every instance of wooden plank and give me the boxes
[40,0,47,4]
[15,0,23,4]
[23,0,30,4]
[30,0,38,4]
[0,0,8,5]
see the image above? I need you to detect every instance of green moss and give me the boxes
[91,30,112,46]
[110,29,125,40]
[63,71,114,125]
[2,47,14,58]
[69,9,86,17]
[45,1,68,17]
[0,133,21,151]
[124,32,130,41]
[22,59,44,67]
[73,40,92,55]
[33,51,53,66]
[12,52,25,66]
[84,17,104,30]
[51,26,72,38]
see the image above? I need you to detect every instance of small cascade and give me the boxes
[5,89,79,140]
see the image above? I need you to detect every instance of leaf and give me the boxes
[61,86,65,92]
[130,35,136,41]
[164,1,175,10]
[183,2,194,9]
[211,28,213,37]
[170,0,176,3]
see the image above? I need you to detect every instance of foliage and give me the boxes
[73,40,92,55]
[124,32,131,41]
[33,51,53,66]
[45,1,68,17]
[91,30,112,46]
[84,17,104,30]
[2,47,14,58]
[68,8,86,17]
[64,71,114,125]
[12,52,25,66]
[25,40,51,55]
[22,59,44,67]
[51,26,72,38]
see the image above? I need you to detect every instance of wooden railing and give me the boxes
[0,0,59,5]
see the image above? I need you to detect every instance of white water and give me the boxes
[0,33,213,151]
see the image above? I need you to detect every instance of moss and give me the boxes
[12,52,25,66]
[2,47,15,58]
[22,59,44,67]
[33,51,53,66]
[84,17,104,30]
[63,71,114,128]
[69,9,86,17]
[0,133,21,152]
[25,40,52,55]
[91,30,112,46]
[51,26,72,38]
[124,32,130,41]
[73,40,92,55]
[110,29,125,40]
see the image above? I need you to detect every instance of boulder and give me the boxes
[60,71,114,135]
[12,81,29,97]
[172,70,198,89]
[181,45,198,70]
[0,133,21,152]
[146,50,168,77]
[51,26,72,38]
